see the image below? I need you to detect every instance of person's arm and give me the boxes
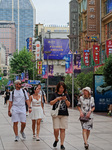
[41,95,44,109]
[8,101,12,117]
[86,97,95,118]
[62,95,70,107]
[26,95,32,113]
[50,95,62,105]
[44,94,47,104]
[77,97,84,117]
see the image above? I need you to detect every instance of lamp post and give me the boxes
[44,51,51,103]
[31,59,37,80]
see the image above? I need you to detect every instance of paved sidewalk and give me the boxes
[0,95,112,150]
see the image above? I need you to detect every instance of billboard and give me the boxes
[74,54,81,73]
[93,74,112,111]
[44,39,70,60]
[65,54,73,74]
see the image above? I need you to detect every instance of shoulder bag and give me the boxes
[51,101,61,117]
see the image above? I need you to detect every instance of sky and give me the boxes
[32,0,70,25]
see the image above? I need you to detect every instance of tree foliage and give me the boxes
[10,47,34,79]
[103,54,112,86]
[94,65,104,74]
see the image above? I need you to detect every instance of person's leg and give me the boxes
[54,129,59,141]
[82,129,88,145]
[13,122,18,136]
[87,130,90,141]
[20,122,26,133]
[60,129,65,145]
[36,119,41,136]
[32,120,36,135]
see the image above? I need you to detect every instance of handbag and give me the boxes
[79,116,90,122]
[51,101,61,117]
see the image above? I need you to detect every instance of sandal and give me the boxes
[84,144,89,149]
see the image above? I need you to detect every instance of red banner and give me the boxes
[106,40,112,58]
[83,50,90,66]
[93,45,100,64]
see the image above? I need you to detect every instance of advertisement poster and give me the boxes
[42,65,48,79]
[21,73,25,82]
[48,65,54,76]
[74,54,81,73]
[93,74,112,111]
[65,54,73,74]
[93,45,100,64]
[44,39,70,60]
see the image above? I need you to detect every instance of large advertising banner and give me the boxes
[36,41,41,60]
[44,39,70,60]
[21,73,25,82]
[94,74,112,111]
[74,54,81,73]
[93,45,100,64]
[42,65,48,79]
[106,40,112,58]
[65,54,73,74]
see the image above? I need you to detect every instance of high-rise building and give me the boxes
[0,0,36,52]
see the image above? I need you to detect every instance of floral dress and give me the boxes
[77,96,95,130]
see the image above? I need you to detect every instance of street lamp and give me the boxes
[44,51,52,103]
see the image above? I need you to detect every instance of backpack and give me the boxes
[12,89,27,102]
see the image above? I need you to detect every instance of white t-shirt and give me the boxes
[9,89,29,113]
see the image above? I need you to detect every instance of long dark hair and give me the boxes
[55,81,67,93]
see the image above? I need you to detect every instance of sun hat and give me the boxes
[14,80,21,85]
[82,87,91,94]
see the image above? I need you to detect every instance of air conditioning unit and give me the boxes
[61,61,65,65]
[53,60,58,65]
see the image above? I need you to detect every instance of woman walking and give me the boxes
[50,81,70,150]
[77,87,95,149]
[29,85,43,141]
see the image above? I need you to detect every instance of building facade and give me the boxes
[0,21,16,58]
[34,24,69,76]
[0,0,36,51]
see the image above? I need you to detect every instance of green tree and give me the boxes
[10,47,34,79]
[103,54,112,86]
[94,65,104,74]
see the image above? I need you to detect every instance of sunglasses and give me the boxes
[18,83,21,85]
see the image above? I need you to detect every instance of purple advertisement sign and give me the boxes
[44,39,70,60]
[48,65,54,76]
[65,54,73,73]
[42,65,48,79]
[74,54,81,73]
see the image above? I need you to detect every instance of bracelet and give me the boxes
[29,107,32,109]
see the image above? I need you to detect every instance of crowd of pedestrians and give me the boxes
[3,80,95,150]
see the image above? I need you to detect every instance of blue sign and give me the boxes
[94,74,112,112]
[107,0,112,13]
[28,80,40,85]
[44,39,70,60]
[26,38,29,51]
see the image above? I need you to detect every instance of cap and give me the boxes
[82,87,91,94]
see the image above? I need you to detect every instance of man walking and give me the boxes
[8,80,32,141]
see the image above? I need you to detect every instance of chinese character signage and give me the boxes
[44,39,70,60]
[74,54,81,73]
[29,37,32,52]
[106,40,112,58]
[48,65,54,76]
[42,65,48,79]
[93,74,112,111]
[93,45,100,64]
[83,50,90,66]
[36,41,41,60]
[37,61,42,75]
[65,54,73,74]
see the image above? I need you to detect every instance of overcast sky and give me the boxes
[32,0,70,25]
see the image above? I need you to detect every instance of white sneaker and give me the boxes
[15,136,19,142]
[20,131,26,139]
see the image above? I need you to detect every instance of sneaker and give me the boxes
[20,131,26,139]
[15,136,19,142]
[53,140,59,147]
[60,145,65,150]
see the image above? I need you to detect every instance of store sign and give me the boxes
[106,40,112,58]
[93,45,100,64]
[36,41,41,60]
[87,0,97,35]
[83,50,90,66]
[37,61,42,75]
[42,65,48,79]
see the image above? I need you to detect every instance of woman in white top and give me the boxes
[29,85,43,141]
[77,87,95,149]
